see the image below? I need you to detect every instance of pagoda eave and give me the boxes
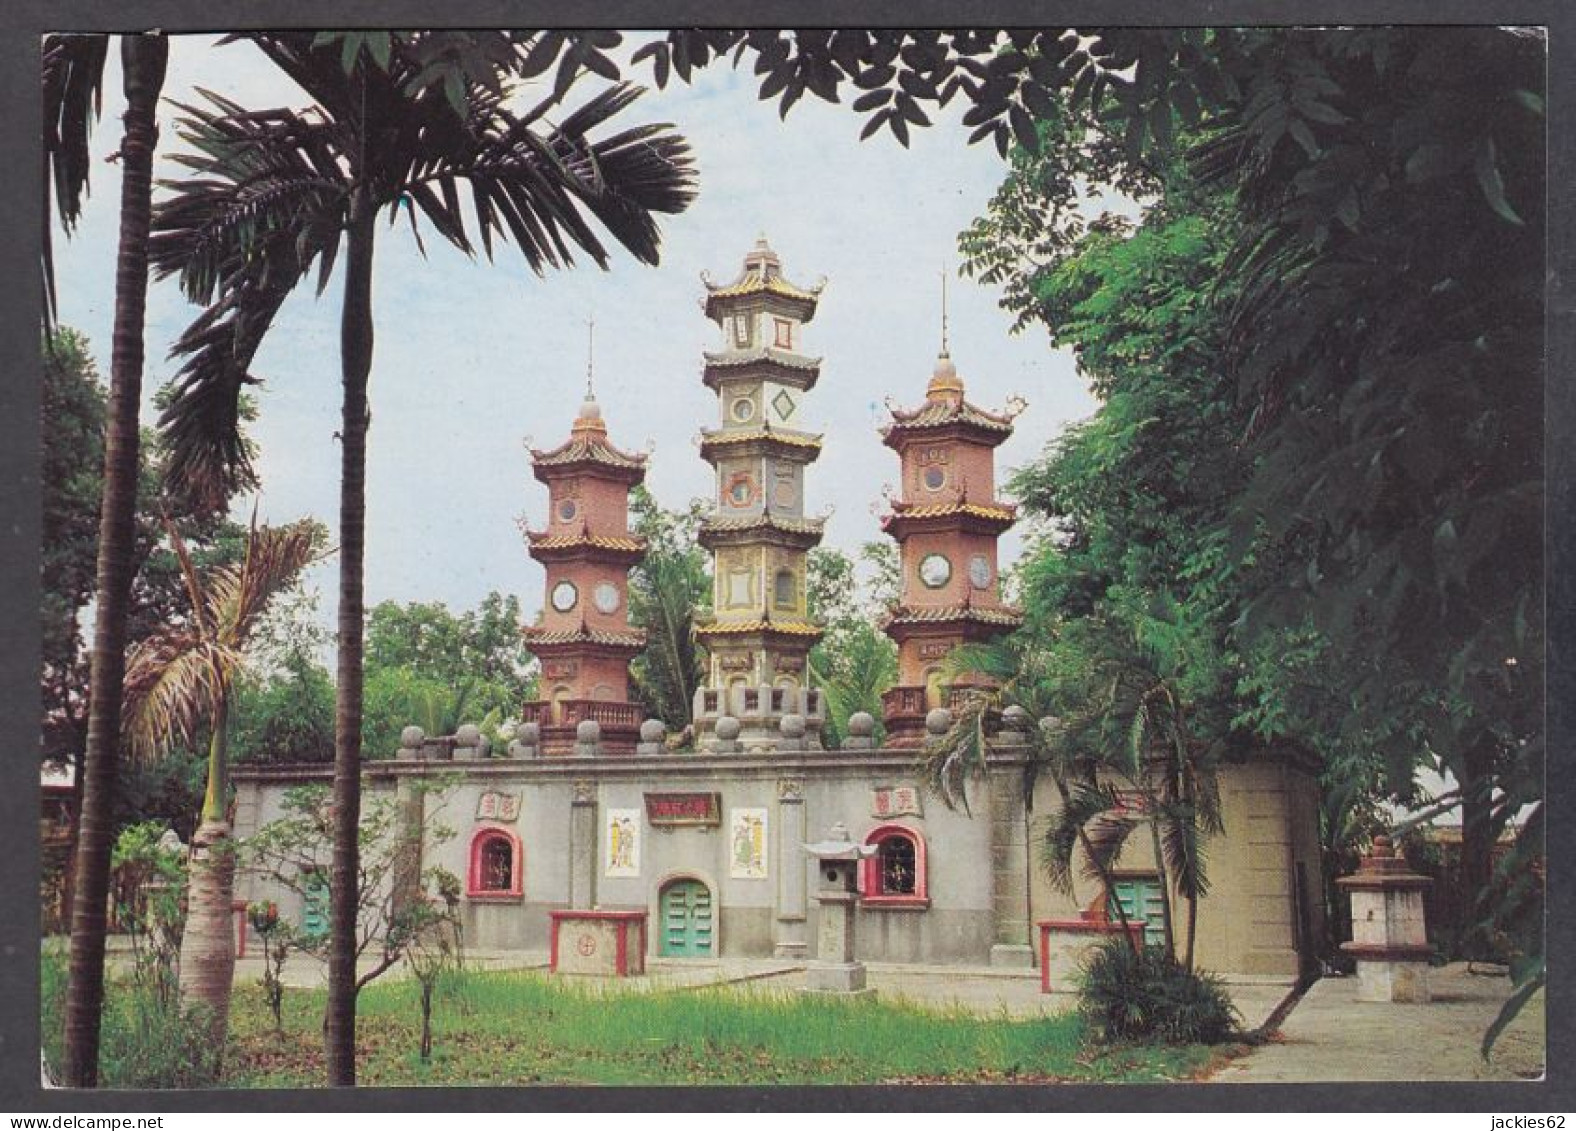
[693,619,823,647]
[880,511,1016,541]
[526,539,646,568]
[702,352,822,393]
[880,606,1024,643]
[881,420,1013,453]
[530,460,646,487]
[697,523,824,553]
[698,430,823,464]
[522,630,647,660]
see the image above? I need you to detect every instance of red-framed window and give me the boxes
[467,826,523,901]
[773,318,793,349]
[859,824,929,908]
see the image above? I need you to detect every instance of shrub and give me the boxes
[1078,939,1239,1045]
[39,944,219,1088]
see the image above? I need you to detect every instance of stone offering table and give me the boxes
[549,909,648,977]
[1037,912,1146,993]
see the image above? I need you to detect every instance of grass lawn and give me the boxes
[220,967,1241,1086]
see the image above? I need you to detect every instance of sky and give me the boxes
[53,33,1107,626]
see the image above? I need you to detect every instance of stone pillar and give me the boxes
[636,719,666,756]
[987,756,1035,968]
[574,719,602,758]
[841,712,876,751]
[396,725,425,761]
[774,778,808,959]
[568,779,598,910]
[712,715,742,754]
[454,723,483,761]
[509,721,541,759]
[1338,835,1434,1002]
[392,769,427,916]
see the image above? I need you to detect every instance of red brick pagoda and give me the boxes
[879,347,1024,745]
[520,383,648,756]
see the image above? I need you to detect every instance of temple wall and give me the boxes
[231,748,1322,974]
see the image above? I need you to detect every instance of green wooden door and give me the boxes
[301,869,330,942]
[659,879,714,957]
[1109,878,1167,947]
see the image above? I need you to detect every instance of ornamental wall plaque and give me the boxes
[476,790,521,822]
[871,786,923,819]
[644,792,723,827]
[777,778,805,802]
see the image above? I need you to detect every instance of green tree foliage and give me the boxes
[228,589,336,765]
[41,331,252,767]
[41,328,108,763]
[807,546,898,746]
[627,487,710,731]
[360,592,535,755]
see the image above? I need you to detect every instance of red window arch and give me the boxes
[859,824,929,908]
[467,826,523,901]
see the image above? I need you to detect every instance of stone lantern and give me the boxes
[802,822,878,996]
[1337,835,1434,1002]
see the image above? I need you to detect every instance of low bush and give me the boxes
[40,945,220,1088]
[1079,939,1239,1045]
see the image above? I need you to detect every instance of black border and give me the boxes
[1,0,1570,1114]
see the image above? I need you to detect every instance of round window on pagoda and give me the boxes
[731,396,755,423]
[557,498,578,522]
[593,582,620,614]
[919,553,952,589]
[968,554,992,590]
[551,580,579,613]
[922,465,947,492]
[725,472,758,507]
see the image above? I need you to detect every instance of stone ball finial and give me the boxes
[847,711,876,737]
[780,713,807,739]
[400,725,426,749]
[925,707,954,735]
[518,722,541,746]
[640,719,667,743]
[1002,705,1030,729]
[576,719,601,744]
[455,723,482,747]
[715,715,742,741]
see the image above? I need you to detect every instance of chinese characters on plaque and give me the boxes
[475,790,520,822]
[871,786,923,819]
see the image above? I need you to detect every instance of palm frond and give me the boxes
[1038,779,1131,893]
[205,516,325,648]
[121,633,245,762]
[41,33,109,328]
[149,96,349,511]
[919,692,994,813]
[1155,799,1211,901]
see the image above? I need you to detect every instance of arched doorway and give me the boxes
[923,666,945,709]
[658,877,714,957]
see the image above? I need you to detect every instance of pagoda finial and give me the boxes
[573,314,606,434]
[940,264,950,357]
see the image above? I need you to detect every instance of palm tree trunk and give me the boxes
[62,34,167,1088]
[177,696,236,1050]
[326,181,376,1087]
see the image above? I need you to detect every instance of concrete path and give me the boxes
[1214,963,1546,1083]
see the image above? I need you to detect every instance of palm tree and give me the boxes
[148,32,695,1083]
[119,512,321,1051]
[44,31,170,1088]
